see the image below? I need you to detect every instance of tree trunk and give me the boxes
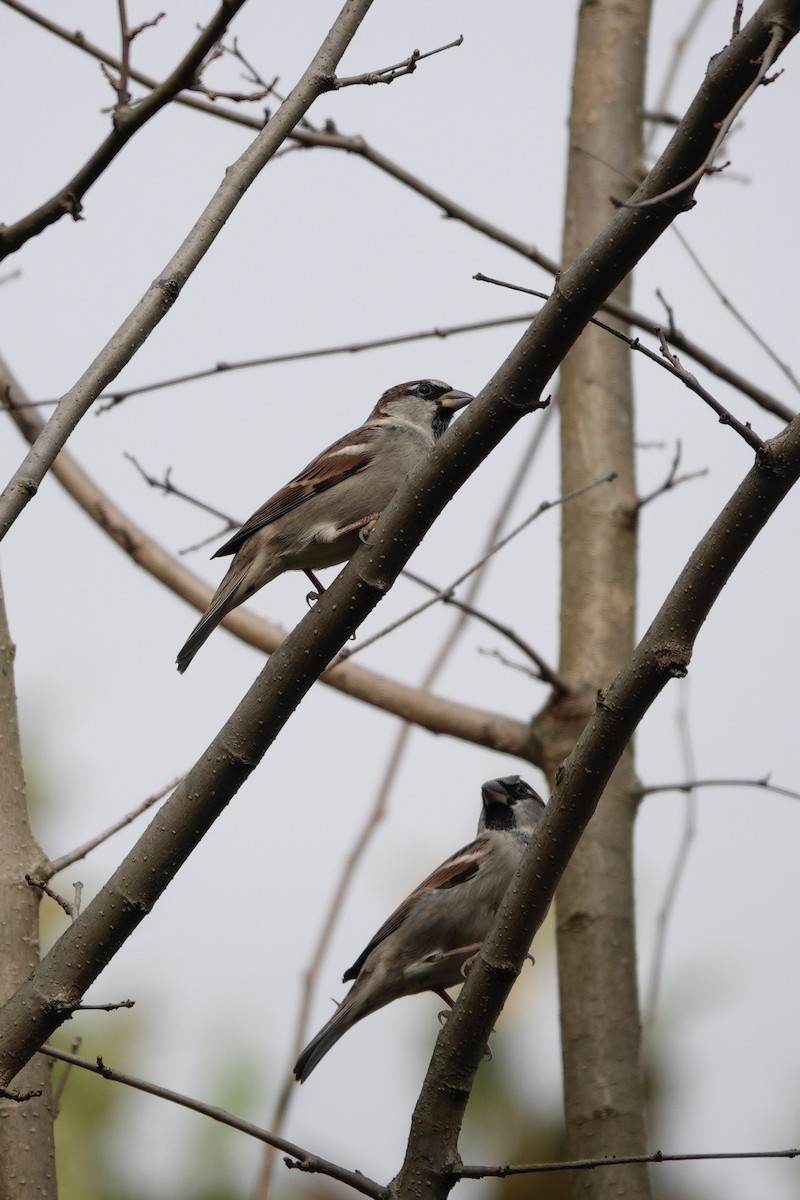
[543,2,653,1196]
[0,571,57,1198]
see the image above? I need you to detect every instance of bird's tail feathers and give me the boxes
[176,561,265,673]
[294,993,364,1083]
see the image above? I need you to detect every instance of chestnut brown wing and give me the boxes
[212,431,378,559]
[342,837,489,982]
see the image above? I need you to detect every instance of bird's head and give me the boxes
[478,775,546,835]
[370,379,473,440]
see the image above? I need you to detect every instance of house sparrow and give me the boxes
[176,379,472,671]
[293,775,545,1082]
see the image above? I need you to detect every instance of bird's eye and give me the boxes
[417,382,433,398]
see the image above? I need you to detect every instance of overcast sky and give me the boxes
[1,2,799,1198]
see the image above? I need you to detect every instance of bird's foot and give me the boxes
[357,513,381,543]
[458,943,483,978]
[304,570,325,607]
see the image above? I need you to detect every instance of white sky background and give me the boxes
[1,1,799,1197]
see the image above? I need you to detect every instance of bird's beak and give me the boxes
[437,388,473,411]
[480,779,508,810]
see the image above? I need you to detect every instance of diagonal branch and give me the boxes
[0,0,377,543]
[0,0,250,259]
[38,1045,385,1199]
[6,0,793,424]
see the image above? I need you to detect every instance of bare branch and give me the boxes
[656,330,765,451]
[0,1084,42,1102]
[25,876,82,922]
[644,685,697,1028]
[125,454,238,528]
[671,225,800,394]
[636,441,708,510]
[336,466,615,670]
[38,1045,385,1199]
[109,1,166,113]
[5,2,793,423]
[94,313,533,410]
[478,645,542,681]
[0,0,248,259]
[641,774,800,801]
[624,22,785,210]
[332,35,463,88]
[44,775,186,880]
[402,570,564,689]
[72,1000,135,1012]
[457,1147,800,1178]
[476,273,769,450]
[0,0,378,542]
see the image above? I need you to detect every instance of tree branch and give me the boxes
[6,0,793,423]
[42,775,186,880]
[38,1045,385,1199]
[0,0,249,259]
[331,35,462,88]
[457,1146,800,1177]
[0,0,377,542]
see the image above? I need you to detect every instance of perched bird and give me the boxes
[176,378,472,671]
[293,775,545,1083]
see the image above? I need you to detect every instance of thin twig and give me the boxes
[125,454,238,527]
[0,1085,42,1102]
[0,0,247,258]
[92,313,533,409]
[403,569,566,692]
[624,23,785,210]
[25,876,83,921]
[37,1045,385,1199]
[637,440,708,510]
[644,683,697,1027]
[640,775,800,802]
[74,1000,135,1012]
[671,225,800,394]
[457,1147,800,1178]
[44,774,185,880]
[335,469,616,667]
[475,274,767,451]
[477,646,542,681]
[656,331,764,451]
[4,0,793,423]
[645,0,716,155]
[332,35,462,88]
[51,1036,82,1118]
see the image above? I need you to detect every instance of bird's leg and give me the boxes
[329,512,382,542]
[304,569,325,606]
[433,987,454,1024]
[357,514,380,543]
[431,981,494,1060]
